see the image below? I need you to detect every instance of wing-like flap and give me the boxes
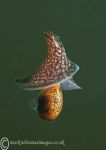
[61,78,81,91]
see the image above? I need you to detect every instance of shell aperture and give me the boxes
[16,32,81,121]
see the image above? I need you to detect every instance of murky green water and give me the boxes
[0,0,106,150]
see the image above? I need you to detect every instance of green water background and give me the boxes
[0,0,106,150]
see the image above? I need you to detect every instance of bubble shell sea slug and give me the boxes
[16,32,81,121]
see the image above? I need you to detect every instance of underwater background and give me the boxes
[0,0,106,150]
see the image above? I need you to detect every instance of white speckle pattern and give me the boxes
[16,32,79,89]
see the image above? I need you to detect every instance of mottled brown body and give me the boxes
[16,32,81,122]
[37,84,63,121]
